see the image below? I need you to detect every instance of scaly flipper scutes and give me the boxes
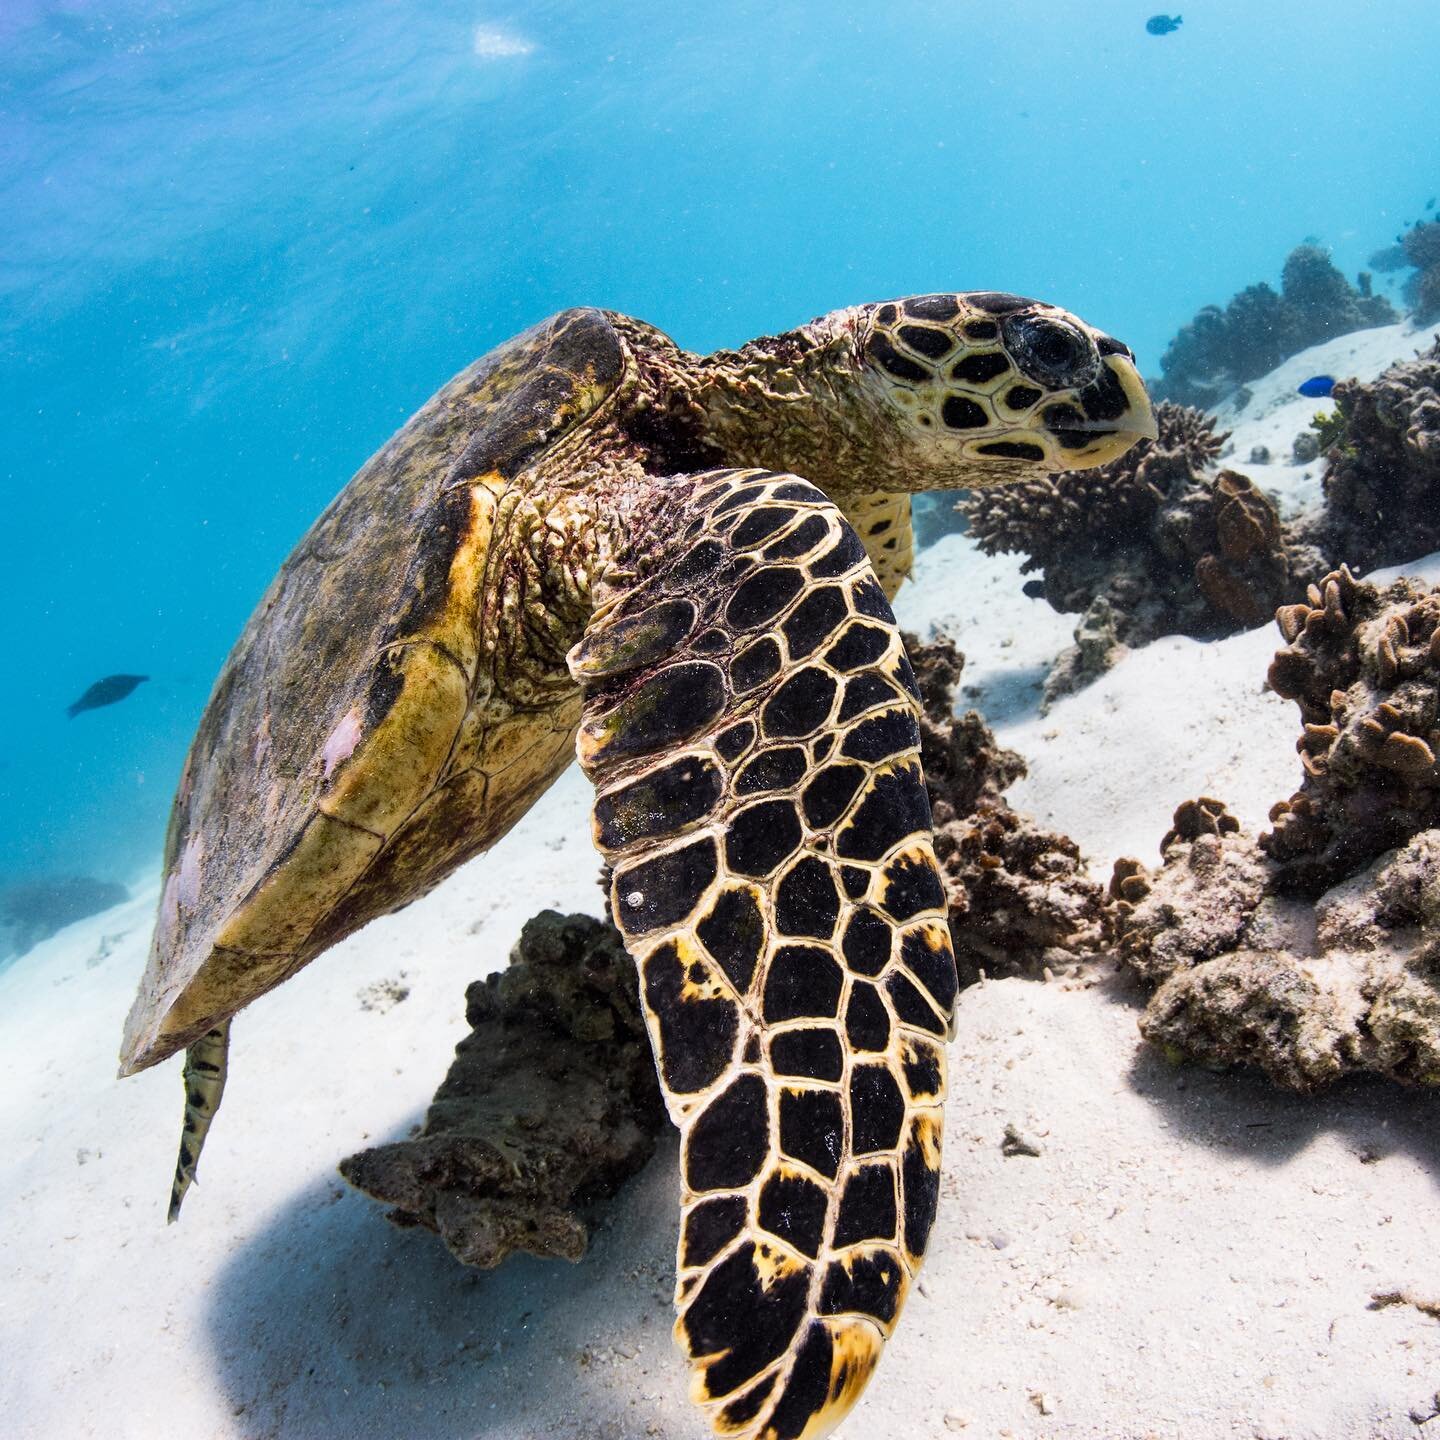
[572,469,956,1440]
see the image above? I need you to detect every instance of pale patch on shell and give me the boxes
[322,709,363,779]
[177,833,205,911]
[252,711,273,770]
[157,871,182,947]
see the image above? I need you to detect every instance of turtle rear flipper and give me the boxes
[572,469,955,1440]
[168,1021,230,1222]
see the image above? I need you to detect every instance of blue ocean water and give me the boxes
[2,0,1438,897]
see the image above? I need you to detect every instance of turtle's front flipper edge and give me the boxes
[571,469,956,1440]
[167,1019,230,1222]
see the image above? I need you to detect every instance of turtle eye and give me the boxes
[1000,314,1098,389]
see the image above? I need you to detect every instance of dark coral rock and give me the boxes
[1155,244,1397,410]
[1321,338,1440,571]
[1262,566,1440,893]
[1040,598,1128,711]
[961,404,1320,700]
[906,634,1106,987]
[340,910,664,1268]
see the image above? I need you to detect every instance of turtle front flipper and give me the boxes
[168,1020,230,1222]
[839,490,913,602]
[571,469,956,1440]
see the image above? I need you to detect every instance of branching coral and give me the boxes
[907,633,1107,987]
[1156,244,1397,410]
[340,910,665,1267]
[1110,570,1440,1089]
[960,403,1322,702]
[1321,339,1440,571]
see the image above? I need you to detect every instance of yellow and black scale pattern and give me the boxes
[572,468,957,1440]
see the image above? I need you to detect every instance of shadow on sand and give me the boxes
[962,661,1052,727]
[1109,975,1440,1186]
[206,1125,700,1440]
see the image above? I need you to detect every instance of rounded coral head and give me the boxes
[842,291,1156,485]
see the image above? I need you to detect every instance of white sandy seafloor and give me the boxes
[4,324,1440,1440]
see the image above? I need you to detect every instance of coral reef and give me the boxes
[1111,570,1440,1088]
[340,910,665,1267]
[1156,244,1397,410]
[1372,220,1440,326]
[1320,338,1440,571]
[960,403,1323,701]
[0,876,128,960]
[907,634,1107,987]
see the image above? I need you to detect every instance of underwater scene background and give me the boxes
[3,0,1439,924]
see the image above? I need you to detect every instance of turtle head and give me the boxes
[845,292,1156,489]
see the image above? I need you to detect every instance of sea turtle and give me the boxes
[120,294,1154,1440]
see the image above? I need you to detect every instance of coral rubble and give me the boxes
[1156,244,1396,410]
[907,633,1107,987]
[340,910,665,1267]
[1112,570,1440,1088]
[960,403,1321,703]
[1320,338,1440,571]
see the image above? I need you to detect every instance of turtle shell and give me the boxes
[120,308,625,1074]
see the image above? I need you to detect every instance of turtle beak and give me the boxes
[1054,353,1158,468]
[1111,354,1159,440]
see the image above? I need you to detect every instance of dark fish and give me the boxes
[66,674,149,718]
[1021,579,1047,600]
[1146,13,1182,34]
[1297,375,1336,399]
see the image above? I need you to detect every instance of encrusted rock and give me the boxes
[1321,338,1440,570]
[907,633,1106,986]
[961,405,1321,698]
[1041,598,1129,713]
[340,911,664,1268]
[1117,821,1440,1089]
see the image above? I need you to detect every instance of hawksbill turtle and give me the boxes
[120,294,1154,1440]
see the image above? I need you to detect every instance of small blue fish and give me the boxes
[1297,375,1336,399]
[1146,14,1182,35]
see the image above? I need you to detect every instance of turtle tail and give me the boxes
[167,1020,231,1223]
